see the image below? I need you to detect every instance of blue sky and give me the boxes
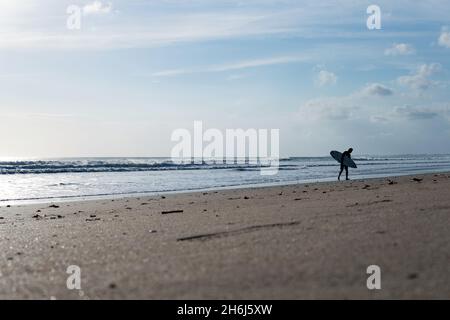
[0,0,449,157]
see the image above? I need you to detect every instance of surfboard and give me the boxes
[330,150,357,168]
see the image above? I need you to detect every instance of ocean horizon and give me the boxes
[2,154,450,205]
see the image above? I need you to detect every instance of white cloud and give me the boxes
[151,55,308,77]
[438,27,450,48]
[397,63,442,90]
[315,70,337,87]
[370,115,389,123]
[0,1,448,51]
[361,83,394,96]
[393,106,438,120]
[371,103,450,123]
[298,82,395,122]
[384,43,415,56]
[0,7,303,50]
[83,1,112,15]
[298,96,358,121]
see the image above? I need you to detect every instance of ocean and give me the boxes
[1,154,450,205]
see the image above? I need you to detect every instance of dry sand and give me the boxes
[0,172,449,299]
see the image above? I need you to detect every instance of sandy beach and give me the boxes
[0,172,449,299]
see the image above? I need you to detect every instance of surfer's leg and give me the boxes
[345,166,349,180]
[338,164,344,180]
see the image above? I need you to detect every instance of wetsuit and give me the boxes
[338,151,351,180]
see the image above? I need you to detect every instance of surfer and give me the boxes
[338,148,353,181]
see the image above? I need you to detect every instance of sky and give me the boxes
[0,0,449,158]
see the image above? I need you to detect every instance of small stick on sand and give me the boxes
[161,210,184,215]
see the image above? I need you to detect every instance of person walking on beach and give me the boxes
[338,148,353,181]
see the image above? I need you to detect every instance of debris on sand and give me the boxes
[49,204,60,208]
[86,217,101,222]
[412,178,423,183]
[407,273,419,279]
[161,210,184,215]
[388,179,397,185]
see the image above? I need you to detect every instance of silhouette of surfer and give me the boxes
[338,148,353,181]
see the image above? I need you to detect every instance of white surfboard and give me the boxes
[330,150,357,168]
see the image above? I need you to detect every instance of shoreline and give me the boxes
[1,172,449,299]
[2,169,450,207]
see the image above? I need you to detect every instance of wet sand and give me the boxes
[0,172,449,299]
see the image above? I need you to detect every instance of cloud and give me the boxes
[315,70,337,87]
[1,1,449,51]
[372,104,450,123]
[83,1,112,15]
[393,106,438,120]
[384,43,415,56]
[298,96,358,121]
[0,7,305,50]
[438,27,450,48]
[361,83,394,96]
[397,63,442,90]
[151,55,308,77]
[370,115,389,123]
[298,81,396,122]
